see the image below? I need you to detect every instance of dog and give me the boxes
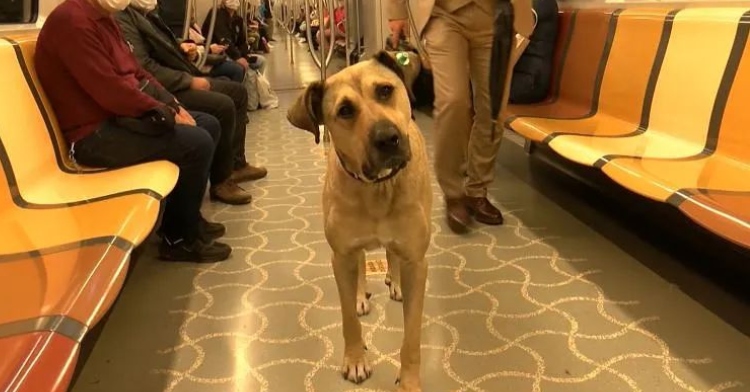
[287,51,433,392]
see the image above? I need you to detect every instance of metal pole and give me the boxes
[197,0,219,68]
[303,0,322,67]
[182,0,193,40]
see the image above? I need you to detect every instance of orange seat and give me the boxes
[506,9,614,121]
[0,332,78,392]
[0,34,179,392]
[508,8,670,143]
[547,8,747,166]
[1,37,179,205]
[674,191,750,249]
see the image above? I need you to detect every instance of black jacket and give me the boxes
[202,7,249,60]
[116,6,201,93]
[509,0,559,104]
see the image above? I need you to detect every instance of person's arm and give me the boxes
[116,11,194,92]
[206,8,243,60]
[386,0,408,20]
[55,22,163,117]
[233,15,251,58]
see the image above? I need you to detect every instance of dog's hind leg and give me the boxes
[332,250,372,384]
[395,255,427,392]
[385,249,403,302]
[356,252,371,316]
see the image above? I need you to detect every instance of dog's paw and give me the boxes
[341,354,372,384]
[395,377,421,392]
[388,281,403,302]
[356,293,371,316]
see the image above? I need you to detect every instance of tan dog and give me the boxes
[287,52,433,392]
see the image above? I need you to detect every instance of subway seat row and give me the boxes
[0,35,179,392]
[507,7,750,250]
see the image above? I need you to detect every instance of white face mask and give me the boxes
[131,0,157,11]
[224,0,240,10]
[96,0,131,12]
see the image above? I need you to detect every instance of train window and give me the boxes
[0,0,38,24]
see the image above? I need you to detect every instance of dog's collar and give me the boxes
[335,150,406,184]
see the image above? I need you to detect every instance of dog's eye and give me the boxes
[375,84,394,100]
[337,103,356,119]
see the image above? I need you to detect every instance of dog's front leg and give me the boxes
[385,249,402,301]
[396,256,427,392]
[332,250,372,384]
[357,252,371,316]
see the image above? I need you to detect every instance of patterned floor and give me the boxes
[71,41,750,392]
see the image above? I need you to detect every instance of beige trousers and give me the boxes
[423,2,499,199]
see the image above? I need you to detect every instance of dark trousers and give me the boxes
[209,60,245,83]
[174,78,249,170]
[73,112,221,242]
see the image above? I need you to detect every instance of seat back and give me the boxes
[544,10,575,101]
[714,15,750,161]
[0,37,75,190]
[645,8,746,146]
[594,8,670,124]
[554,9,614,106]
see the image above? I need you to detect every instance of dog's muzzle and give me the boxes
[362,120,411,182]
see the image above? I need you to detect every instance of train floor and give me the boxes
[71,36,750,392]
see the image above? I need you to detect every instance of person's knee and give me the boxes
[191,112,222,143]
[175,125,215,166]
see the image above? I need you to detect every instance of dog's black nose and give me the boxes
[371,121,401,153]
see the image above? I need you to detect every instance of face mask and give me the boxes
[96,0,131,12]
[131,0,157,11]
[224,0,240,10]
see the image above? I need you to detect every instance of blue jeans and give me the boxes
[73,112,220,242]
[209,60,245,83]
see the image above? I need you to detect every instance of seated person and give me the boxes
[316,1,345,49]
[117,0,268,203]
[203,0,267,74]
[35,0,231,263]
[185,19,245,83]
[509,0,559,104]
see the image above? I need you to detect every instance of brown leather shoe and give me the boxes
[464,196,504,225]
[230,163,268,183]
[210,180,253,205]
[445,198,471,234]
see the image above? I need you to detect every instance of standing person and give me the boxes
[386,0,529,234]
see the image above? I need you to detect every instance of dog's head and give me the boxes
[287,51,413,182]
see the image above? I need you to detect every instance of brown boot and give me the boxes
[445,198,471,234]
[210,180,253,205]
[464,196,504,225]
[230,163,268,183]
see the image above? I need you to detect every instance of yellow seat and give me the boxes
[0,332,79,392]
[0,37,179,205]
[508,8,670,143]
[506,9,614,120]
[547,8,747,166]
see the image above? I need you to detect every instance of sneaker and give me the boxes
[200,217,226,241]
[210,180,253,205]
[230,163,268,183]
[158,238,232,263]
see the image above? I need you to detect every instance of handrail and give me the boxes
[197,0,219,69]
[303,0,322,67]
[322,0,335,67]
[182,0,194,40]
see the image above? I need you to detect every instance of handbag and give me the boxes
[113,105,177,137]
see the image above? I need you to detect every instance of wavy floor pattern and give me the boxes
[71,47,750,392]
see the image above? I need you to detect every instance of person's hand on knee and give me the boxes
[190,77,211,91]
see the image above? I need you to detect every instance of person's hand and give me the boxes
[180,42,197,54]
[388,19,408,49]
[236,57,250,70]
[190,77,211,90]
[209,43,227,54]
[175,107,196,126]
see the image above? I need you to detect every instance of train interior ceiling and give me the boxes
[1,0,750,391]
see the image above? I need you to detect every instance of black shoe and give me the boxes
[158,238,232,263]
[200,217,226,241]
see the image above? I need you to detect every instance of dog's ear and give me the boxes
[373,50,407,86]
[287,81,325,144]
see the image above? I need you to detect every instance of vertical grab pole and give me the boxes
[289,0,296,64]
[343,0,350,66]
[197,0,219,68]
[182,0,194,40]
[323,0,335,67]
[353,0,360,62]
[304,0,322,68]
[317,0,329,142]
